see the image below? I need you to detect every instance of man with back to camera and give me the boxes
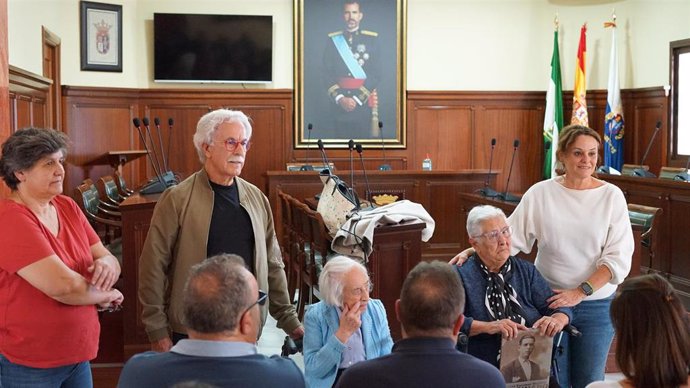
[138,109,303,352]
[323,0,381,139]
[500,333,547,383]
[335,261,506,388]
[119,254,305,388]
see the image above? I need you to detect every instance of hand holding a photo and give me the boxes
[474,318,527,339]
[532,312,569,337]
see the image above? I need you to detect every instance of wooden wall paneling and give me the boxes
[410,104,474,171]
[62,87,142,196]
[627,88,667,174]
[631,103,666,175]
[64,101,138,196]
[12,94,31,128]
[137,89,292,192]
[140,104,212,182]
[475,105,544,194]
[8,66,51,132]
[231,104,290,192]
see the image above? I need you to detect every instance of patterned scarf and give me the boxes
[477,256,527,325]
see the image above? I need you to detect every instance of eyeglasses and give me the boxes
[242,290,267,316]
[348,281,373,297]
[213,138,252,152]
[473,226,512,242]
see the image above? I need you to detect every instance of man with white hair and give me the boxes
[138,109,303,352]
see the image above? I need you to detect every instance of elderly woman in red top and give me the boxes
[0,128,123,387]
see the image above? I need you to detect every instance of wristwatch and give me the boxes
[578,281,594,296]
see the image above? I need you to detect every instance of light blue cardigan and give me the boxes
[303,299,394,388]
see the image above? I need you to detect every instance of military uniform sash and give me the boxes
[331,34,367,79]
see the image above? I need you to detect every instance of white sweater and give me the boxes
[508,179,634,300]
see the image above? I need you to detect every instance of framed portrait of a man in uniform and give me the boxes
[295,0,406,148]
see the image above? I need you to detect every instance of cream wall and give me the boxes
[8,0,690,91]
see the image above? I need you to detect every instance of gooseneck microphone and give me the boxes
[498,139,521,202]
[300,123,314,171]
[478,138,499,197]
[167,118,174,173]
[142,117,165,181]
[633,121,662,178]
[317,139,332,174]
[378,121,391,171]
[356,143,372,204]
[153,117,169,172]
[133,118,166,194]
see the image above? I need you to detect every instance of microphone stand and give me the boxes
[154,117,169,172]
[143,117,175,188]
[356,143,373,205]
[498,140,521,203]
[133,118,166,194]
[633,121,661,178]
[300,123,314,171]
[478,138,499,197]
[377,121,391,170]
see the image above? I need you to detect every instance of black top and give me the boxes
[207,180,255,272]
[335,337,506,388]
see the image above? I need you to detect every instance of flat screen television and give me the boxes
[153,13,273,83]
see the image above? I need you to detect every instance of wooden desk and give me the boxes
[368,221,425,341]
[266,170,495,261]
[599,174,690,308]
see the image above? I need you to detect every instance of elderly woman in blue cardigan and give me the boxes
[456,205,572,368]
[304,255,393,388]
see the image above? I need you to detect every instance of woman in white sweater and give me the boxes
[453,125,634,388]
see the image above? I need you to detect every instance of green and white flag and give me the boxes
[543,28,564,179]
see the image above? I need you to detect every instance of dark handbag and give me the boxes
[316,169,359,236]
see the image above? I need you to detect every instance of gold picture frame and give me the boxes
[294,0,406,149]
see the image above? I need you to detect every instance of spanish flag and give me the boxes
[571,24,588,126]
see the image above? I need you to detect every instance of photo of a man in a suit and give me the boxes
[500,334,547,383]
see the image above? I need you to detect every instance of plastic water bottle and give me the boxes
[422,154,432,171]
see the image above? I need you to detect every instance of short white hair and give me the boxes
[466,205,507,237]
[192,109,253,163]
[318,255,369,306]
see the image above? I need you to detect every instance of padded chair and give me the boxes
[621,164,649,176]
[659,166,687,180]
[278,190,299,304]
[74,182,122,245]
[114,171,134,197]
[628,203,662,272]
[82,178,120,212]
[97,175,125,207]
[288,197,318,321]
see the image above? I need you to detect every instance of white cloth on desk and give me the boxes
[331,200,435,260]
